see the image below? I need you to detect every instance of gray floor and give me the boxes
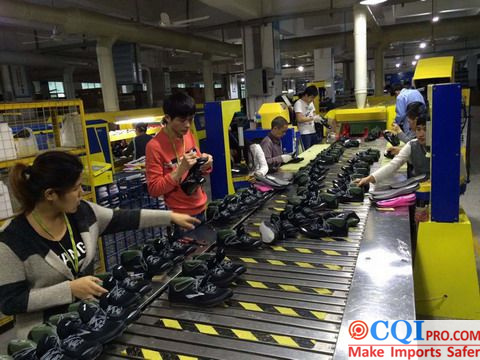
[1,107,480,353]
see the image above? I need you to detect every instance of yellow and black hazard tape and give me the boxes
[267,245,356,257]
[153,317,317,349]
[236,278,346,297]
[231,300,342,322]
[228,255,354,272]
[122,345,201,360]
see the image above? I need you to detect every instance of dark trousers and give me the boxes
[301,133,319,150]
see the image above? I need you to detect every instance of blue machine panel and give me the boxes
[430,83,462,222]
[204,101,229,199]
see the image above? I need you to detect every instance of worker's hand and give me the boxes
[391,123,402,134]
[200,153,213,172]
[388,146,401,155]
[281,154,293,163]
[354,175,376,187]
[173,152,198,182]
[70,276,108,300]
[171,212,202,230]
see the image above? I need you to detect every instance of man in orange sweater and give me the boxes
[146,93,213,221]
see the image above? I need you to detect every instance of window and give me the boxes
[48,81,65,98]
[81,82,101,89]
[214,83,222,89]
[177,83,186,88]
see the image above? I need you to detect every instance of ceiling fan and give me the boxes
[158,12,210,28]
[21,26,80,45]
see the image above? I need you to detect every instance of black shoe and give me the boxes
[35,335,77,360]
[8,339,36,359]
[195,249,247,277]
[182,260,236,287]
[111,265,152,295]
[141,244,175,276]
[180,157,207,195]
[98,294,140,325]
[168,276,233,307]
[55,317,105,359]
[383,131,400,146]
[217,227,262,250]
[120,250,148,274]
[76,302,126,344]
[154,237,196,258]
[106,283,141,308]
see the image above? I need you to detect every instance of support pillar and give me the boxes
[63,66,75,99]
[96,37,119,112]
[242,21,282,120]
[1,65,14,101]
[203,54,215,102]
[313,48,335,102]
[374,47,385,96]
[467,54,478,89]
[354,5,368,109]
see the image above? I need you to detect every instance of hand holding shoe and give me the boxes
[281,154,293,163]
[200,153,213,172]
[171,212,201,230]
[388,146,401,155]
[70,276,108,300]
[391,123,403,135]
[173,152,198,182]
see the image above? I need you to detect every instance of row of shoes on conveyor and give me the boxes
[5,263,153,360]
[258,147,382,244]
[206,186,273,224]
[168,225,261,306]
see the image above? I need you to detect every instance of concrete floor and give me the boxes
[1,107,480,353]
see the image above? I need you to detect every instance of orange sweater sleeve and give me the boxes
[145,138,178,197]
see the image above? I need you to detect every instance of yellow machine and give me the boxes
[413,57,480,319]
[257,102,289,129]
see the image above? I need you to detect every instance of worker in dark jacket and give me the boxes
[123,122,152,159]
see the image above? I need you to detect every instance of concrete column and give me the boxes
[228,74,239,99]
[203,54,215,102]
[1,65,14,101]
[242,21,282,119]
[96,37,119,112]
[142,67,153,107]
[467,54,478,89]
[313,48,335,102]
[353,5,368,109]
[63,66,75,99]
[374,47,385,96]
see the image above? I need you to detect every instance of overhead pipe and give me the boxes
[281,15,480,53]
[0,51,94,67]
[0,0,241,58]
[354,5,367,109]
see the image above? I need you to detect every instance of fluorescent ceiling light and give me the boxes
[415,54,421,60]
[284,63,290,67]
[412,61,417,66]
[359,0,387,5]
[115,116,159,125]
[419,42,427,49]
[395,63,401,68]
[240,77,245,82]
[432,16,439,22]
[297,65,304,72]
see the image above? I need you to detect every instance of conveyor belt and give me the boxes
[103,143,384,360]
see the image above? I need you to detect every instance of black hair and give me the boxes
[406,102,426,119]
[302,85,319,98]
[135,122,147,133]
[163,92,196,119]
[271,117,288,129]
[9,151,84,213]
[390,83,403,96]
[416,111,428,127]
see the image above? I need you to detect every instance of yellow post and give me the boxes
[414,211,480,319]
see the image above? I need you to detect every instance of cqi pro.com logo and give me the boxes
[349,321,369,340]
